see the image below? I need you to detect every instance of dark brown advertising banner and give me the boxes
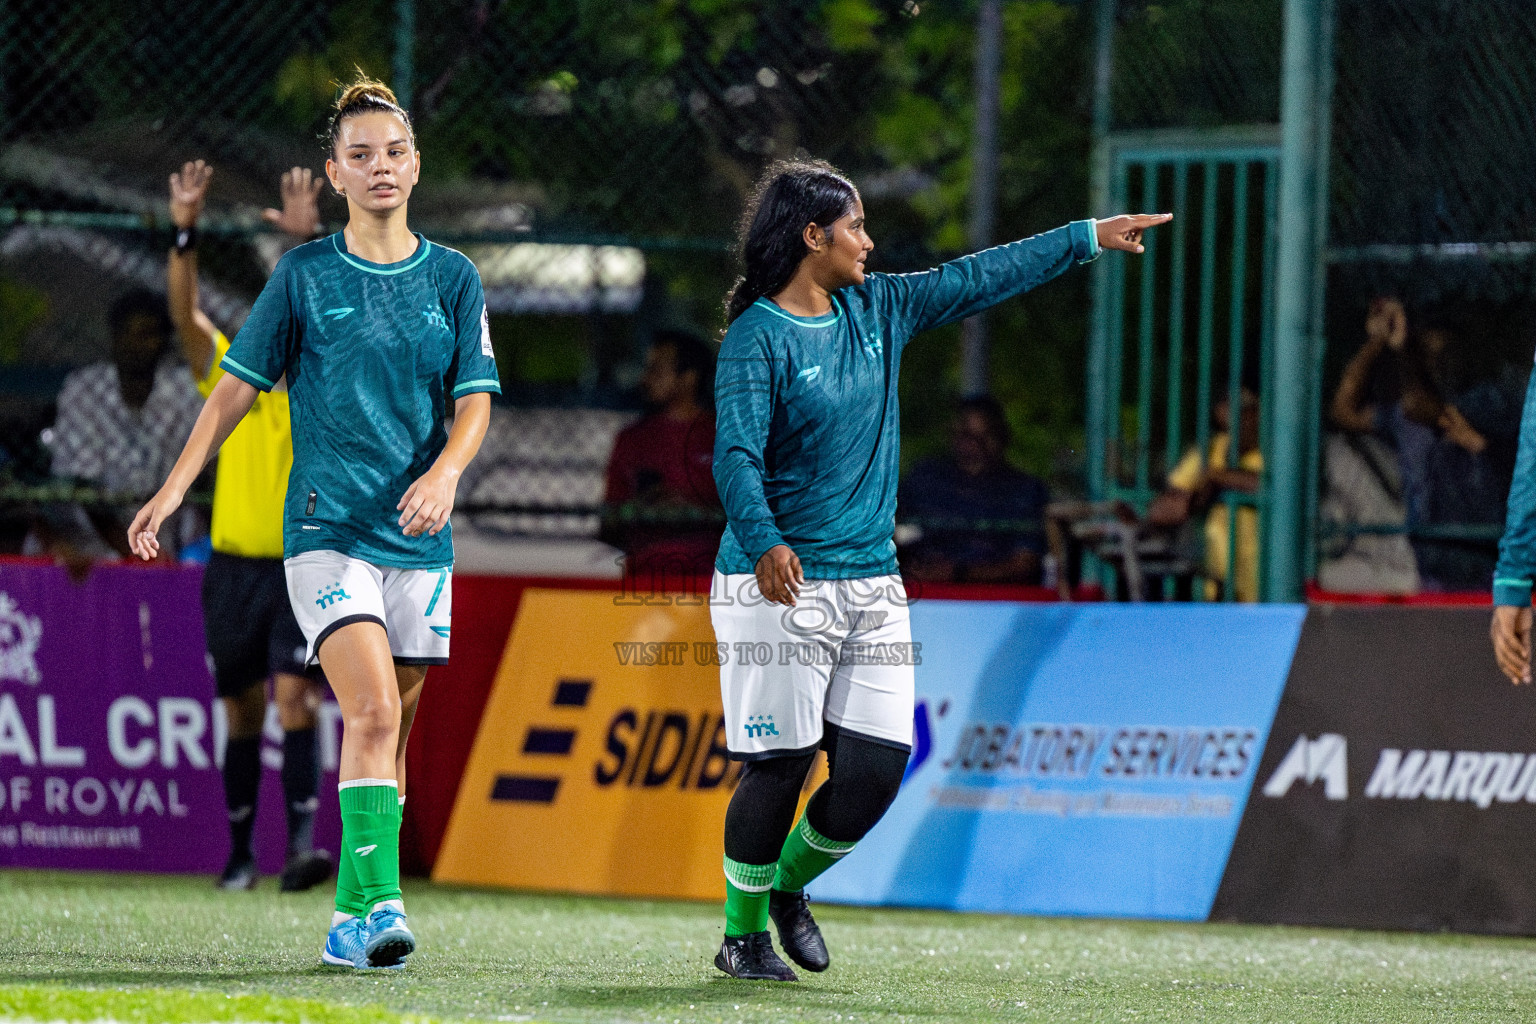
[1212,604,1536,934]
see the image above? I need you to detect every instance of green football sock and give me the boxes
[339,780,402,914]
[773,813,857,894]
[334,836,366,918]
[722,856,777,937]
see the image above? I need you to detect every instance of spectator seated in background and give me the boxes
[898,395,1050,585]
[1330,295,1519,591]
[1318,295,1419,594]
[1147,387,1262,602]
[30,289,203,566]
[602,330,722,582]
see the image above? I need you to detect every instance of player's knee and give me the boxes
[222,684,267,738]
[344,692,401,748]
[273,674,317,730]
[815,738,908,840]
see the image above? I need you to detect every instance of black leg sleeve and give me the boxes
[804,728,909,844]
[723,752,817,864]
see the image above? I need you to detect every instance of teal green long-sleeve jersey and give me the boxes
[712,220,1099,580]
[1494,370,1536,605]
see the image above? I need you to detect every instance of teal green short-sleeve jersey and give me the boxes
[221,232,502,569]
[713,220,1098,579]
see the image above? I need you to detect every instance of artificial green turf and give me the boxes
[1,871,1536,1023]
[0,984,429,1024]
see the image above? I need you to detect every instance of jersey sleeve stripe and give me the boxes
[452,379,502,395]
[219,355,277,391]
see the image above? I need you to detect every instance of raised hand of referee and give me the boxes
[262,166,324,238]
[169,159,212,229]
[1095,212,1173,254]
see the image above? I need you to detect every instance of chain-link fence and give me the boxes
[0,1,894,240]
[0,0,908,561]
[1318,0,1536,592]
[6,0,1533,592]
[1094,0,1536,598]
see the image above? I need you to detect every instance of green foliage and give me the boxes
[0,279,48,366]
[858,1,1093,483]
[271,4,393,132]
[822,0,886,51]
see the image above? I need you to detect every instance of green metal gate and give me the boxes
[1086,126,1281,600]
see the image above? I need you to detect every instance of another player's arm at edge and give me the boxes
[128,375,260,559]
[1491,369,1536,684]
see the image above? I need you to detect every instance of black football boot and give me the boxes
[768,888,830,972]
[714,931,799,981]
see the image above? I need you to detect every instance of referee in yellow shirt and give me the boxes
[168,161,332,891]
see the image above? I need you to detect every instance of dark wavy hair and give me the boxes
[723,159,859,325]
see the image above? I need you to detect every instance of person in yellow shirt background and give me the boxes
[168,160,333,892]
[1148,386,1263,602]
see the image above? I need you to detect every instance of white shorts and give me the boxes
[284,550,452,667]
[710,572,916,760]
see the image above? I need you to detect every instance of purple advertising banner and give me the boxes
[0,560,340,875]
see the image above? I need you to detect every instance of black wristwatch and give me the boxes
[174,225,198,253]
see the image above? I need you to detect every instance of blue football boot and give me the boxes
[321,915,402,970]
[363,904,416,968]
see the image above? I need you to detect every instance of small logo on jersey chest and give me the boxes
[323,307,355,321]
[797,365,822,383]
[422,307,449,331]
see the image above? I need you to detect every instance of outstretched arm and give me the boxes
[883,213,1171,336]
[127,373,259,559]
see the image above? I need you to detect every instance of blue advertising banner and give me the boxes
[810,602,1307,920]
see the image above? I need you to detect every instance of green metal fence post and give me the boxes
[1165,163,1189,472]
[1257,161,1281,588]
[1264,0,1326,602]
[1302,0,1338,584]
[1086,0,1117,509]
[394,0,416,112]
[1135,164,1159,495]
[1224,163,1249,601]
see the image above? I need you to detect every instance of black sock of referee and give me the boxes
[281,727,320,857]
[223,735,261,862]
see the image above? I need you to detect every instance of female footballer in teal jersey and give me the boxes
[709,158,1168,981]
[128,74,500,971]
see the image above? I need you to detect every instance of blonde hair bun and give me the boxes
[335,74,399,113]
[327,68,414,152]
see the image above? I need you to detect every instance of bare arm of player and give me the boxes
[127,373,260,559]
[1492,605,1532,685]
[755,544,804,607]
[167,160,218,377]
[397,391,492,538]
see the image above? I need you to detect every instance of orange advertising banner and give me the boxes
[435,589,807,900]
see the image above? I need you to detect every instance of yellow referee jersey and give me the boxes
[198,331,291,559]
